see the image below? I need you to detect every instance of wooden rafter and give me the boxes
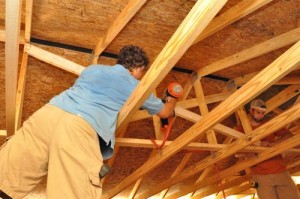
[92,0,147,64]
[104,1,228,198]
[193,0,273,45]
[0,26,25,44]
[114,137,300,155]
[168,117,300,198]
[134,41,300,199]
[196,175,252,198]
[24,0,33,42]
[233,72,300,86]
[24,44,85,75]
[265,84,300,114]
[130,91,233,122]
[128,90,163,198]
[15,0,33,130]
[5,0,22,136]
[15,52,28,130]
[197,27,300,77]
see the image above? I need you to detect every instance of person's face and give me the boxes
[130,66,147,80]
[250,108,266,122]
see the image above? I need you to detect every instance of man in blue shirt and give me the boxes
[0,45,179,199]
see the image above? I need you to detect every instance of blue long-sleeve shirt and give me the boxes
[50,64,163,159]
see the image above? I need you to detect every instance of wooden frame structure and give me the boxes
[1,0,299,198]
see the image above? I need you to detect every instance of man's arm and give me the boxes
[156,96,177,119]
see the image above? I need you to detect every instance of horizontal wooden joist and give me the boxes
[0,27,25,44]
[0,130,6,136]
[130,91,232,121]
[115,137,300,153]
[24,43,85,75]
[197,27,300,77]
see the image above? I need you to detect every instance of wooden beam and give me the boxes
[135,41,300,199]
[172,129,300,199]
[25,43,85,75]
[0,26,25,44]
[188,78,218,197]
[158,76,198,198]
[216,182,252,199]
[196,175,252,199]
[128,90,163,199]
[115,0,227,135]
[92,0,147,64]
[0,130,6,137]
[197,27,300,76]
[175,106,248,139]
[233,72,300,86]
[130,91,233,122]
[5,0,22,136]
[193,0,273,44]
[24,0,33,42]
[194,79,218,143]
[265,84,300,114]
[15,52,28,130]
[104,1,228,198]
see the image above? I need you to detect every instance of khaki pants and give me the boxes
[0,105,103,199]
[253,171,300,199]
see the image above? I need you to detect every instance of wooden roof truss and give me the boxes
[1,0,300,198]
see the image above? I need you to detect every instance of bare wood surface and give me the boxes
[25,43,85,75]
[25,0,33,42]
[15,52,28,130]
[92,0,146,63]
[265,84,300,114]
[197,27,300,77]
[0,26,25,44]
[169,118,300,198]
[105,1,228,198]
[135,41,300,198]
[5,0,22,136]
[193,0,273,44]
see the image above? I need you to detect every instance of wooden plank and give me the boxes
[175,106,245,139]
[24,0,33,42]
[215,182,252,199]
[5,0,22,136]
[198,27,300,76]
[236,107,252,134]
[158,76,196,198]
[159,153,193,198]
[92,0,147,63]
[196,175,252,199]
[0,130,6,137]
[130,91,233,122]
[134,41,300,199]
[0,26,25,44]
[25,43,85,75]
[193,0,273,44]
[128,91,162,198]
[115,0,227,135]
[265,84,300,114]
[104,1,228,198]
[189,79,218,197]
[15,52,28,130]
[171,127,300,199]
[0,28,5,42]
[234,72,300,86]
[114,137,280,153]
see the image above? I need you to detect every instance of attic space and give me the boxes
[0,0,299,198]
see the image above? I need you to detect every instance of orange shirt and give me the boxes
[235,124,288,175]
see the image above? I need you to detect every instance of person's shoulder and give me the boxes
[86,64,109,69]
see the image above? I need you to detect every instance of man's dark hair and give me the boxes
[117,45,149,71]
